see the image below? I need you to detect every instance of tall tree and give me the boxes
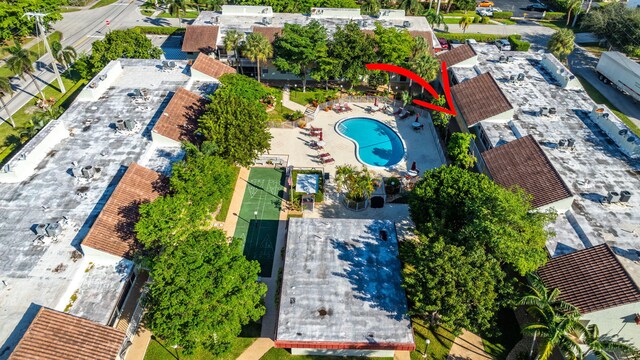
[409,166,556,276]
[0,0,63,43]
[51,41,77,71]
[273,21,328,92]
[335,165,374,202]
[6,45,45,99]
[401,236,504,332]
[361,0,381,15]
[522,302,583,360]
[374,23,415,66]
[425,9,448,31]
[430,95,451,137]
[0,76,15,127]
[565,0,582,27]
[311,56,338,91]
[399,0,422,15]
[164,0,186,26]
[242,32,273,83]
[223,29,243,73]
[144,230,266,354]
[329,22,375,88]
[458,14,474,33]
[547,29,575,61]
[582,324,638,360]
[198,87,271,166]
[447,132,476,169]
[581,3,640,56]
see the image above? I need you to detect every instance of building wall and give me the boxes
[582,301,640,348]
[537,196,574,213]
[151,131,182,148]
[190,67,218,82]
[77,60,124,102]
[291,348,396,357]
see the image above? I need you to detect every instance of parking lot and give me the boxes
[485,0,545,17]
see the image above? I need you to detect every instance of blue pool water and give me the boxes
[336,117,405,167]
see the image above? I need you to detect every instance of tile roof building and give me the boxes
[151,87,207,146]
[450,72,514,128]
[482,135,573,210]
[190,52,236,82]
[538,245,640,347]
[276,218,415,357]
[8,307,125,360]
[181,25,219,53]
[436,44,477,67]
[82,163,165,259]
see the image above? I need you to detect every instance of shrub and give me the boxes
[439,33,519,42]
[472,15,482,23]
[543,12,565,20]
[493,11,513,19]
[508,35,531,51]
[290,170,324,210]
[480,16,491,24]
[131,26,185,35]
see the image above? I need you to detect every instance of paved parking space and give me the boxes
[486,0,542,17]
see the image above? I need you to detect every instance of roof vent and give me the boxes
[46,223,62,237]
[517,73,525,81]
[290,297,295,304]
[35,224,48,236]
[81,165,95,179]
[621,191,632,202]
[499,55,506,62]
[115,119,126,131]
[317,307,329,317]
[124,119,135,131]
[548,107,557,115]
[367,332,375,338]
[619,129,629,136]
[567,138,575,147]
[262,17,271,25]
[403,20,411,28]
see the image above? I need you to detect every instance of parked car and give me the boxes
[476,8,492,16]
[465,39,478,45]
[495,39,511,51]
[438,38,449,50]
[478,0,494,7]
[491,7,503,12]
[526,3,549,11]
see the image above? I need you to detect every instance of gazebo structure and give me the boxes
[295,173,319,212]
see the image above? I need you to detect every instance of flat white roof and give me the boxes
[276,218,414,346]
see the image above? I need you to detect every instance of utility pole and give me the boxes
[24,12,66,94]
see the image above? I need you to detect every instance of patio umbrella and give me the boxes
[411,161,417,171]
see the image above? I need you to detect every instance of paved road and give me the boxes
[568,46,640,128]
[0,0,182,126]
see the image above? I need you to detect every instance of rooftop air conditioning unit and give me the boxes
[540,107,549,116]
[506,55,514,62]
[403,20,411,28]
[124,119,135,131]
[607,191,621,203]
[509,74,516,82]
[81,165,95,179]
[558,139,567,147]
[567,138,575,147]
[499,55,506,63]
[98,74,107,81]
[46,223,62,237]
[263,17,271,25]
[35,224,48,236]
[116,119,126,131]
[619,129,629,136]
[602,113,610,118]
[548,107,557,115]
[620,191,632,202]
[517,73,525,81]
[262,7,269,13]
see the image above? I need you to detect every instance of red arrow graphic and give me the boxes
[365,62,457,116]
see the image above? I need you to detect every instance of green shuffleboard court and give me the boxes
[233,167,285,277]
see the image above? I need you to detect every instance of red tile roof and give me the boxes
[153,87,206,143]
[450,72,513,126]
[251,26,282,43]
[82,163,165,258]
[437,44,477,67]
[191,52,236,80]
[482,135,572,208]
[182,25,219,53]
[538,244,640,314]
[8,307,124,360]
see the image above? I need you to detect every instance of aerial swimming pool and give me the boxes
[335,117,406,168]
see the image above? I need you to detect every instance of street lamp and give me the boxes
[254,211,258,220]
[422,339,430,359]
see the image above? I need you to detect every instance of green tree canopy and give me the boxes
[547,29,575,61]
[217,73,270,102]
[373,23,415,66]
[329,22,376,88]
[273,20,328,92]
[409,166,556,276]
[144,230,266,354]
[76,29,163,79]
[447,132,476,169]
[0,0,63,42]
[581,3,640,57]
[401,236,504,332]
[198,87,271,166]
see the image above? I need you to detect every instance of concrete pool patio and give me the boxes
[269,102,446,177]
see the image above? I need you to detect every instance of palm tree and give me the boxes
[51,41,77,71]
[522,305,583,360]
[242,33,273,83]
[0,77,15,127]
[566,0,582,27]
[6,45,45,100]
[425,9,448,31]
[399,0,422,16]
[223,29,243,73]
[582,324,638,359]
[335,165,374,202]
[165,0,186,26]
[411,53,440,86]
[548,29,575,61]
[361,0,381,15]
[459,14,474,33]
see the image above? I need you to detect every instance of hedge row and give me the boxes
[132,26,186,35]
[508,35,531,51]
[493,11,513,19]
[439,33,520,42]
[543,12,565,20]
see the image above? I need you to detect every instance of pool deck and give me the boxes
[269,102,446,177]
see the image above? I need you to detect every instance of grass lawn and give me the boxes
[0,69,82,163]
[582,45,608,58]
[494,18,516,25]
[144,323,260,360]
[90,0,119,9]
[443,17,463,24]
[289,88,338,107]
[480,308,522,360]
[141,9,155,16]
[1,31,62,63]
[536,20,571,31]
[215,166,240,222]
[157,11,200,18]
[60,7,82,12]
[260,348,393,359]
[410,319,455,360]
[575,75,640,136]
[266,87,294,122]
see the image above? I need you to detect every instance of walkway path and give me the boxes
[447,330,492,360]
[222,167,250,237]
[281,86,310,113]
[237,338,274,360]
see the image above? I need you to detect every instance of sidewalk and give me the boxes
[222,167,250,237]
[237,338,274,360]
[282,86,309,113]
[448,330,492,360]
